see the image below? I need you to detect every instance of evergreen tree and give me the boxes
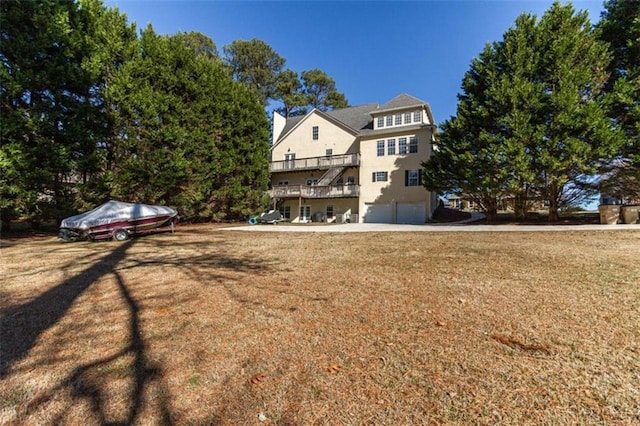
[533,2,619,220]
[222,39,285,107]
[0,0,98,229]
[423,44,508,222]
[273,69,307,118]
[108,27,269,221]
[423,2,620,222]
[597,0,640,201]
[301,69,349,112]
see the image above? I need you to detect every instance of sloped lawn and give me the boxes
[1,225,639,424]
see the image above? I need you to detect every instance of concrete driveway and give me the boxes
[223,221,640,233]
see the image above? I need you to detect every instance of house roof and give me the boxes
[278,114,305,141]
[274,94,434,145]
[325,103,379,132]
[375,93,429,115]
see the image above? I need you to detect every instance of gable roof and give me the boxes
[278,114,305,141]
[375,93,428,114]
[274,103,378,146]
[273,94,435,146]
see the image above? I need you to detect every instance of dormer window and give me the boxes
[395,114,402,125]
[377,117,384,128]
[413,111,421,123]
[386,116,393,126]
[404,112,411,124]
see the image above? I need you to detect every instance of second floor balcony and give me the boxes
[270,153,360,173]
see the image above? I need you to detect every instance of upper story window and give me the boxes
[395,114,402,125]
[312,126,319,140]
[386,116,393,126]
[404,112,411,124]
[398,137,407,155]
[372,171,388,182]
[413,111,421,123]
[376,140,385,156]
[409,136,418,153]
[377,117,384,128]
[347,176,355,185]
[387,139,396,155]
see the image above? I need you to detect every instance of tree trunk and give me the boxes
[485,207,498,223]
[548,181,560,222]
[1,209,12,233]
[514,192,528,220]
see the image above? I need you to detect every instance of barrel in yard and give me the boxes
[620,205,639,224]
[598,205,620,225]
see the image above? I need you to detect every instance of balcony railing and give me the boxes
[270,184,360,199]
[270,153,360,172]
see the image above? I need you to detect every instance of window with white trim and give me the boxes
[404,112,411,124]
[387,139,396,155]
[312,126,319,140]
[405,169,422,186]
[386,116,393,126]
[395,114,402,125]
[409,136,418,153]
[372,171,388,182]
[376,140,385,156]
[377,117,384,128]
[413,111,421,122]
[398,137,407,154]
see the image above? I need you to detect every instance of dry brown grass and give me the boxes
[1,225,639,425]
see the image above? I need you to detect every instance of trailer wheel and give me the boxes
[113,229,128,241]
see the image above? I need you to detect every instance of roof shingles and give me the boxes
[276,94,432,144]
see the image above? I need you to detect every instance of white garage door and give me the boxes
[364,203,391,223]
[396,202,426,224]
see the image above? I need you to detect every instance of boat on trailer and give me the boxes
[59,200,178,241]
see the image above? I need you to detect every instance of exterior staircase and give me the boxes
[317,166,346,186]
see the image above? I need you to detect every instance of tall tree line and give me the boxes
[423,0,638,222]
[1,0,348,230]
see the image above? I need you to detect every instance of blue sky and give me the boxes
[105,0,605,124]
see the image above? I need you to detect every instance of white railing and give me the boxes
[270,184,360,199]
[270,153,360,172]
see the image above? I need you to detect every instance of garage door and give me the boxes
[396,202,426,224]
[364,203,391,223]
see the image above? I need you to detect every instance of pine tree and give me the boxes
[597,0,640,201]
[423,2,621,222]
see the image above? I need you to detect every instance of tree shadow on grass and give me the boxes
[0,240,134,378]
[1,237,177,424]
[23,269,173,425]
[1,231,313,424]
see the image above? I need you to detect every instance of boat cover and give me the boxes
[60,200,177,230]
[258,210,284,224]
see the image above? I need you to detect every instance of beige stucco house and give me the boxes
[269,94,438,224]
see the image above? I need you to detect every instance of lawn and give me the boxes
[1,225,639,425]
